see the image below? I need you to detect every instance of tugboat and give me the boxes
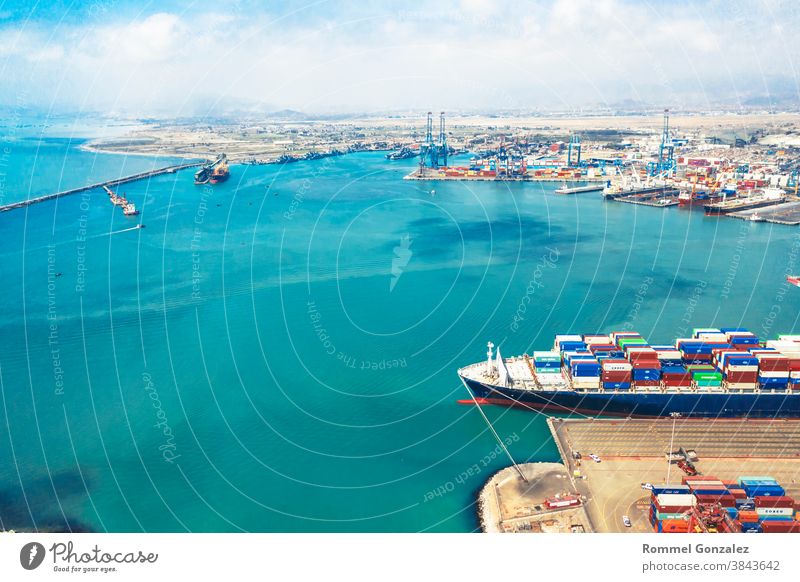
[122,202,139,216]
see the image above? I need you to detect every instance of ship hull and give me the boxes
[461,377,800,418]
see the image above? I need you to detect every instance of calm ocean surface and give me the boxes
[1,133,799,532]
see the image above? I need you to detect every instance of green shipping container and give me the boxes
[695,374,723,380]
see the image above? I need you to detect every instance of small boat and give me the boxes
[788,276,800,287]
[748,213,765,222]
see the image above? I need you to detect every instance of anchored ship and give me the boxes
[458,328,800,418]
[209,159,230,184]
[195,153,229,185]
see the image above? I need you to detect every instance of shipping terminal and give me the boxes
[458,328,800,418]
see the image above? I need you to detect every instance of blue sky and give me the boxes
[1,0,798,116]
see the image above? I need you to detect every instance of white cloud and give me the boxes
[0,1,798,114]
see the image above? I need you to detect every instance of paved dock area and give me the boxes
[478,463,592,533]
[548,418,800,532]
[729,199,800,225]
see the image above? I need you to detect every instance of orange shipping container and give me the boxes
[738,510,759,523]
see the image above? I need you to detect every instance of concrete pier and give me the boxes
[0,162,202,214]
[477,462,593,533]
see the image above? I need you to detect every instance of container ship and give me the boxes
[458,328,800,418]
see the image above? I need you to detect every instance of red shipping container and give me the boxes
[631,358,661,368]
[683,354,712,362]
[761,521,800,533]
[755,496,795,508]
[728,488,747,499]
[602,373,631,381]
[662,374,692,382]
[695,494,736,507]
[635,380,661,387]
[726,371,759,383]
[683,475,718,483]
[759,357,790,372]
[788,359,800,371]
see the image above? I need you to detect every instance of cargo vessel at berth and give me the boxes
[703,188,785,215]
[458,329,800,418]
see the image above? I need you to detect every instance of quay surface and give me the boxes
[729,199,800,225]
[0,162,203,213]
[555,184,605,194]
[548,417,800,533]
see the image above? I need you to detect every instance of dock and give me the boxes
[608,188,680,207]
[728,199,800,225]
[547,417,800,533]
[554,184,604,195]
[0,162,202,214]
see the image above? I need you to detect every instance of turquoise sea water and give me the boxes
[1,135,799,532]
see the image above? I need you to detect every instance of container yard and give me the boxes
[547,417,800,533]
[399,109,800,227]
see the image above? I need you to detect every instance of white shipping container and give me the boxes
[657,493,697,507]
[766,340,800,349]
[627,346,656,353]
[759,371,790,378]
[756,507,794,516]
[693,328,721,337]
[697,332,727,342]
[726,365,759,372]
[726,383,758,390]
[602,362,633,371]
[583,335,611,345]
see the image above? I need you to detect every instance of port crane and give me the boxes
[647,109,676,177]
[418,111,448,170]
[567,133,582,167]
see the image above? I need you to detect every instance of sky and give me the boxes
[0,0,799,117]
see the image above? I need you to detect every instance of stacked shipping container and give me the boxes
[648,475,800,533]
[535,327,800,392]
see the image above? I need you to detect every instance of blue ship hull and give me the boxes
[462,377,800,418]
